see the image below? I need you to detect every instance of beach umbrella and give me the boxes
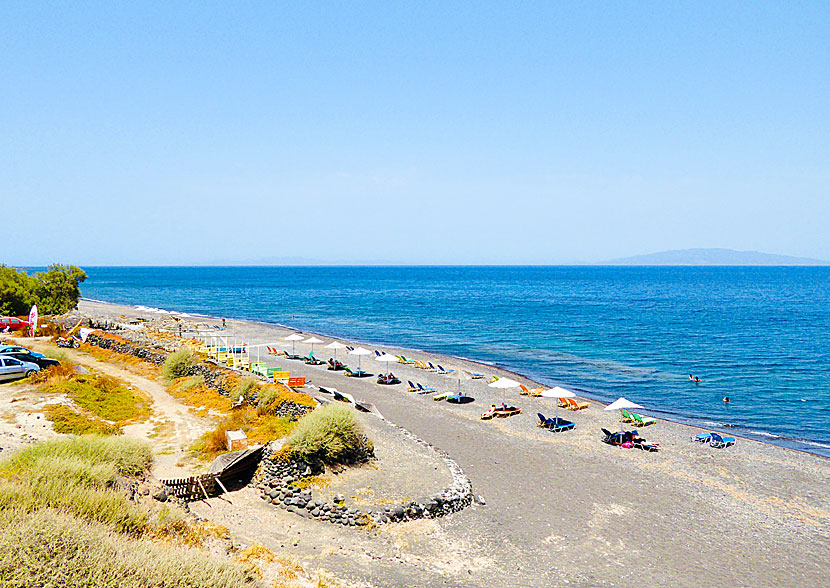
[488,377,520,403]
[604,397,643,433]
[541,386,575,419]
[325,341,346,361]
[304,336,324,356]
[375,353,398,376]
[283,333,305,355]
[349,347,372,371]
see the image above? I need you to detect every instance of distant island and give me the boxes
[605,248,829,266]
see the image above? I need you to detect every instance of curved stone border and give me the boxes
[256,420,474,526]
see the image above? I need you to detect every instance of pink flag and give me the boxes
[29,305,38,337]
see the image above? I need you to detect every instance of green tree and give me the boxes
[32,265,88,315]
[0,266,38,316]
[0,264,87,317]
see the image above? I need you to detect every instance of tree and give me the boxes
[0,266,38,316]
[32,265,88,315]
[0,265,87,316]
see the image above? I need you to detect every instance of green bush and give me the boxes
[234,376,259,402]
[0,509,256,588]
[286,403,371,465]
[0,264,87,316]
[163,347,195,381]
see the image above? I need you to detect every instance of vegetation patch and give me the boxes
[40,372,150,425]
[163,347,195,381]
[191,408,296,460]
[168,376,233,415]
[257,383,316,414]
[44,404,121,435]
[292,475,331,491]
[0,509,256,588]
[286,403,373,466]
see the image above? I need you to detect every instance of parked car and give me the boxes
[0,350,59,369]
[0,316,29,332]
[0,356,40,381]
[0,345,44,359]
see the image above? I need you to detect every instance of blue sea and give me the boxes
[79,266,830,457]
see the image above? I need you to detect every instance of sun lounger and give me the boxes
[432,392,448,401]
[692,432,712,443]
[708,432,736,449]
[470,372,484,379]
[377,374,401,385]
[537,412,575,432]
[494,405,521,418]
[414,360,431,370]
[407,380,419,392]
[620,409,636,423]
[435,364,454,375]
[566,398,589,410]
[327,359,345,371]
[630,412,656,427]
[416,383,436,394]
[344,367,371,378]
[520,384,543,397]
[397,355,416,364]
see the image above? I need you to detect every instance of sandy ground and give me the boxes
[5,300,830,588]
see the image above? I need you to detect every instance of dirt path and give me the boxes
[20,339,212,479]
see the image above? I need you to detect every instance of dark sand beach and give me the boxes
[26,300,830,587]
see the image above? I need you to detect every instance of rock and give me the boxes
[311,508,320,517]
[474,494,486,506]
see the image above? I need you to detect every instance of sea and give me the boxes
[79,266,830,458]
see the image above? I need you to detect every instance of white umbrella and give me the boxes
[304,336,324,356]
[349,347,372,371]
[541,386,576,419]
[325,341,346,361]
[488,377,520,403]
[604,397,643,433]
[375,353,398,376]
[283,333,305,355]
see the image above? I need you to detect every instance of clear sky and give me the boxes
[2,1,828,265]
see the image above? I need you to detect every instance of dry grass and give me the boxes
[169,376,233,415]
[0,508,257,588]
[44,404,121,435]
[191,408,296,460]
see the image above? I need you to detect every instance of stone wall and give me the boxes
[255,422,474,526]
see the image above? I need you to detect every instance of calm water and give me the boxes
[80,266,830,457]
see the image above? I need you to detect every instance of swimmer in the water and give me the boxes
[689,374,694,381]
[694,377,700,383]
[723,397,730,403]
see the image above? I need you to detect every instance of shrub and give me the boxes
[286,403,371,465]
[162,347,195,381]
[234,376,259,403]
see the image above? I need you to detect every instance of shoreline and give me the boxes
[78,297,828,459]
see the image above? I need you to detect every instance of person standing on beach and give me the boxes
[222,318,226,329]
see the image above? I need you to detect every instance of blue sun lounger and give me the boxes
[708,432,736,448]
[537,412,575,432]
[417,382,436,394]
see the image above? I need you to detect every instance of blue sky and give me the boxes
[2,1,828,265]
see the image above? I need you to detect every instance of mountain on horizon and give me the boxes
[606,248,829,266]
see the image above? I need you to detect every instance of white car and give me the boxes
[0,356,40,381]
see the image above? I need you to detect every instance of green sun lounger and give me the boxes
[630,412,656,427]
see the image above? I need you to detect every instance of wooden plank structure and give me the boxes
[162,473,219,500]
[160,446,264,502]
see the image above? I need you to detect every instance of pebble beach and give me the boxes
[59,298,830,588]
